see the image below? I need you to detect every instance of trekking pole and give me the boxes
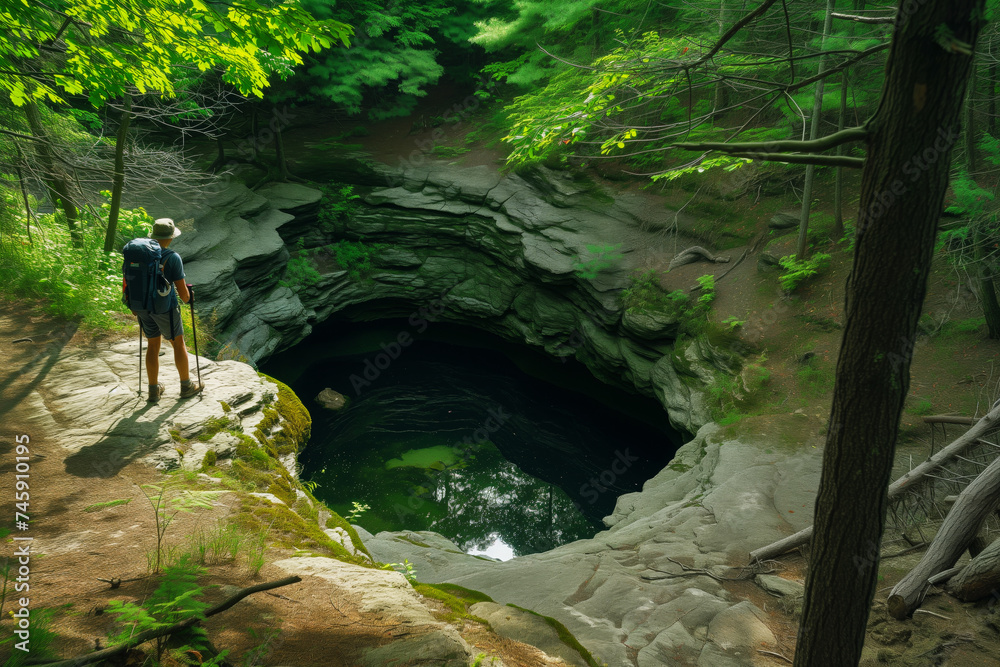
[188,284,202,386]
[137,318,143,397]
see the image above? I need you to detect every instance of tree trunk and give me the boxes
[275,121,290,181]
[793,1,983,664]
[989,62,996,138]
[23,99,81,246]
[104,94,132,253]
[965,56,977,172]
[795,0,836,260]
[974,222,1000,338]
[947,535,1000,601]
[887,452,1000,619]
[713,0,729,116]
[833,69,848,241]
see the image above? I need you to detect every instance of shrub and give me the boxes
[622,270,710,335]
[318,183,361,232]
[573,244,622,279]
[778,253,831,292]
[0,191,153,330]
[330,239,387,282]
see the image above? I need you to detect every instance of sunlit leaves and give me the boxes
[0,0,353,106]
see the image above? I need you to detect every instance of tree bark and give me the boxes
[833,69,848,241]
[947,535,1000,601]
[887,452,1000,618]
[104,93,132,253]
[752,403,1000,564]
[23,99,81,246]
[990,62,996,138]
[795,0,837,261]
[793,1,984,663]
[965,56,977,172]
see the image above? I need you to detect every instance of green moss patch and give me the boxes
[424,583,494,606]
[506,604,602,667]
[324,511,372,558]
[256,373,312,455]
[414,583,491,627]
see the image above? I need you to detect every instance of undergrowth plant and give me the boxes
[140,481,225,573]
[0,190,152,329]
[621,270,712,335]
[317,183,361,232]
[106,557,228,666]
[330,239,387,282]
[777,253,831,293]
[345,501,370,522]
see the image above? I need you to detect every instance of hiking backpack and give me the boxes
[121,238,175,313]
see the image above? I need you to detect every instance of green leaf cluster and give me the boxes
[0,0,353,106]
[777,253,831,293]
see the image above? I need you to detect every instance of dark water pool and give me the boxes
[260,320,683,559]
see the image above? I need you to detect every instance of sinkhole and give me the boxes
[260,319,685,560]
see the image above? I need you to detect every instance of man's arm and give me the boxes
[174,279,191,304]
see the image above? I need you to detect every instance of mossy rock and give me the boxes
[256,373,312,455]
[323,509,372,558]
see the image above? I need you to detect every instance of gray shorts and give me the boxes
[135,305,183,341]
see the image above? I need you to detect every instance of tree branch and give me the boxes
[674,125,868,154]
[694,0,782,66]
[728,152,865,168]
[34,576,302,667]
[831,12,896,25]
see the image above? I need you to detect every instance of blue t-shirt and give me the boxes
[154,251,185,312]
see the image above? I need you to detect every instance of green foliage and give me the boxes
[140,481,225,573]
[318,183,361,231]
[621,270,709,335]
[696,274,715,306]
[505,603,603,667]
[106,557,228,665]
[722,316,745,331]
[387,558,418,584]
[909,398,933,416]
[331,239,388,282]
[573,243,622,279]
[0,0,351,106]
[0,608,58,666]
[0,191,154,329]
[345,501,370,522]
[280,239,323,291]
[294,0,487,116]
[777,253,831,292]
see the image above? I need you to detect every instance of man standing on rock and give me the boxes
[125,218,203,403]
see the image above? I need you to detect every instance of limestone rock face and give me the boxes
[149,161,736,434]
[273,556,472,666]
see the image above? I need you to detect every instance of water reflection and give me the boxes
[263,325,679,557]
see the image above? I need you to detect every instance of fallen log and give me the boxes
[667,245,730,271]
[922,415,977,425]
[886,453,1000,619]
[946,536,1000,601]
[750,403,1000,562]
[34,575,301,667]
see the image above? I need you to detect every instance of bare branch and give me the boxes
[831,12,896,25]
[675,126,868,154]
[728,152,865,168]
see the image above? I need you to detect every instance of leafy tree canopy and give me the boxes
[292,0,489,118]
[0,0,353,106]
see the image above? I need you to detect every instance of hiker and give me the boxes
[123,218,203,403]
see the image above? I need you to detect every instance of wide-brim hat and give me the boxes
[150,218,182,240]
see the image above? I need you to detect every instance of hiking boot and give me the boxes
[147,384,164,403]
[180,380,204,398]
